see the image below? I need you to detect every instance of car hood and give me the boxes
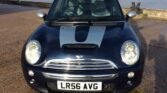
[29,22,141,69]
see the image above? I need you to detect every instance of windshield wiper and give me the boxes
[49,17,93,26]
[52,17,71,22]
[51,16,83,22]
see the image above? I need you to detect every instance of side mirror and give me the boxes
[126,11,137,20]
[37,12,46,18]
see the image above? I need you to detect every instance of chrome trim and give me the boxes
[50,21,125,25]
[43,59,118,70]
[43,72,118,80]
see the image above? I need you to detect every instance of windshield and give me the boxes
[47,0,124,21]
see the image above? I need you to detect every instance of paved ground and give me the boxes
[0,4,167,93]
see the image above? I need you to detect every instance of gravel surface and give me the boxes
[0,4,167,93]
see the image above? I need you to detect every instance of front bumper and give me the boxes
[22,63,143,93]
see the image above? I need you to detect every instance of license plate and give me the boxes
[57,81,102,91]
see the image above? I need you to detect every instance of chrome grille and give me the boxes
[43,59,118,70]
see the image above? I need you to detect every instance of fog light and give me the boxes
[127,81,133,86]
[28,70,34,77]
[128,72,135,78]
[30,79,35,84]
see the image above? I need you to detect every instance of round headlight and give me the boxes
[121,40,140,65]
[25,40,41,65]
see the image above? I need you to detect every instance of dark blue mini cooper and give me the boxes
[21,0,145,93]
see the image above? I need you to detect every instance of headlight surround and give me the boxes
[121,40,140,65]
[25,40,42,65]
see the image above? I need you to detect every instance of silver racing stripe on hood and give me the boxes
[60,26,106,48]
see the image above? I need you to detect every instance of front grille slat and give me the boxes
[43,72,118,80]
[49,61,109,64]
[46,66,114,70]
[44,59,118,70]
[49,62,110,66]
[48,64,111,67]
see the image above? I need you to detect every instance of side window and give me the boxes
[111,0,122,17]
